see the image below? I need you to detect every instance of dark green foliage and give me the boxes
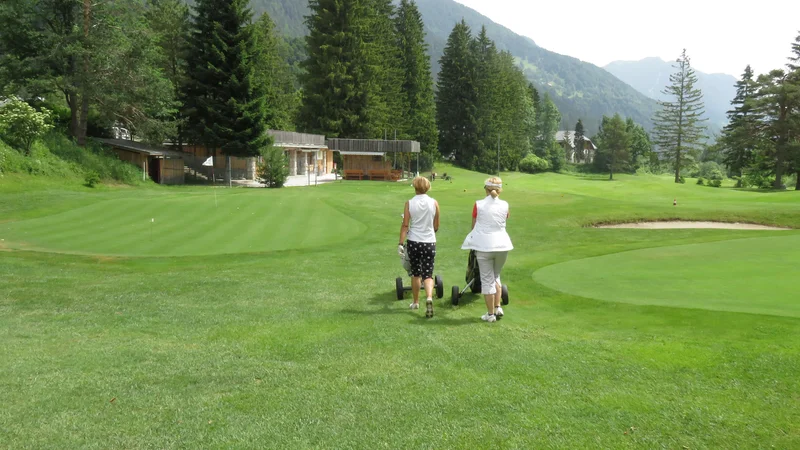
[252,14,299,131]
[626,117,655,171]
[573,120,586,163]
[257,145,289,188]
[184,0,269,160]
[653,50,708,183]
[594,113,631,180]
[694,161,725,181]
[436,20,478,166]
[697,178,704,186]
[708,179,722,188]
[395,0,438,162]
[721,66,761,176]
[753,69,799,189]
[299,0,371,138]
[535,93,561,164]
[518,153,550,173]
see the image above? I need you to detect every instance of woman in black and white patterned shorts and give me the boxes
[398,177,440,318]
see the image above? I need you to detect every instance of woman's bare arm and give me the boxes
[433,201,440,233]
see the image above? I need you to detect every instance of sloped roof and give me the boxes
[94,138,185,159]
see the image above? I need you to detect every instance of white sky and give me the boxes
[453,0,800,77]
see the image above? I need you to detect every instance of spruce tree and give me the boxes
[652,49,707,183]
[536,93,561,165]
[594,114,631,180]
[753,69,799,189]
[472,26,501,173]
[252,14,298,131]
[721,65,761,176]
[436,20,478,168]
[395,0,438,165]
[184,0,269,181]
[573,119,585,163]
[299,0,371,137]
[364,0,405,138]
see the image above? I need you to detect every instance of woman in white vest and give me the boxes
[398,177,440,318]
[461,177,513,323]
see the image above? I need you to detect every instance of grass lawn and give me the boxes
[1,166,799,448]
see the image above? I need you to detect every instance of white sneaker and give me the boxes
[409,303,419,310]
[481,313,497,323]
[494,306,504,318]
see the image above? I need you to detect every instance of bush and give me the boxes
[678,176,686,184]
[84,171,101,187]
[43,133,143,184]
[742,170,773,189]
[708,179,722,188]
[695,161,725,181]
[257,145,289,188]
[519,154,551,174]
[0,99,53,155]
[696,177,704,185]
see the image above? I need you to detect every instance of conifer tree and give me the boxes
[652,49,707,183]
[436,20,478,167]
[536,93,561,165]
[252,14,298,131]
[395,0,438,165]
[721,66,761,176]
[753,69,799,189]
[184,0,269,181]
[573,119,585,163]
[594,114,631,180]
[299,0,371,137]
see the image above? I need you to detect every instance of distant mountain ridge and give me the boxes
[186,0,660,132]
[604,57,738,133]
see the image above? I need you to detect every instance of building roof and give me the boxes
[94,138,185,159]
[326,138,420,153]
[268,130,327,149]
[555,131,598,150]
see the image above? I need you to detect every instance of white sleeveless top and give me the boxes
[461,196,513,252]
[407,194,437,243]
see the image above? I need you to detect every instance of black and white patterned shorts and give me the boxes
[406,240,436,280]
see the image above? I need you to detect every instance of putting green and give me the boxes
[0,190,366,256]
[534,234,800,317]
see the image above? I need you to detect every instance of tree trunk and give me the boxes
[796,171,800,191]
[66,92,79,139]
[225,154,232,186]
[77,0,91,146]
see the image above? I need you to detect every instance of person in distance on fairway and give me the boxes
[398,176,440,318]
[461,177,513,323]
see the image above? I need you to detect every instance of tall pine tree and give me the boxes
[299,0,370,137]
[754,69,799,189]
[573,119,585,163]
[436,20,478,168]
[252,14,299,131]
[594,114,631,180]
[721,65,761,176]
[395,0,438,166]
[184,0,269,182]
[653,49,707,183]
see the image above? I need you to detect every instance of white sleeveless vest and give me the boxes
[407,194,437,243]
[461,196,513,252]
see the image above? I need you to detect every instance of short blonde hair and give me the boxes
[413,176,431,194]
[484,177,502,198]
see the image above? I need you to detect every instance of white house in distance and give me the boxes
[556,131,598,163]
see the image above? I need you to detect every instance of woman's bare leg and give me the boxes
[412,277,421,305]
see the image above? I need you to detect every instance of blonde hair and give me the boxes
[413,176,431,194]
[484,177,502,198]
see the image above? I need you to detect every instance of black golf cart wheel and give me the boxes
[451,286,460,305]
[396,277,405,300]
[501,284,509,305]
[435,275,444,299]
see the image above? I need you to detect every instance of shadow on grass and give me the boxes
[339,291,481,326]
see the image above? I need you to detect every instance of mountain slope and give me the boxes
[195,0,659,132]
[604,57,737,132]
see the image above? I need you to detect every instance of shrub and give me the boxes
[678,176,686,184]
[696,161,725,181]
[519,154,551,174]
[742,170,773,189]
[708,179,722,188]
[0,99,53,155]
[257,145,289,188]
[696,178,705,185]
[84,171,101,187]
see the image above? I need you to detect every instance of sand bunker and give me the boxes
[596,221,790,230]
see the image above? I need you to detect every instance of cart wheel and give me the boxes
[435,275,444,299]
[396,277,405,300]
[501,284,509,305]
[451,286,460,305]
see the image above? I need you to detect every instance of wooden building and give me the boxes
[96,138,185,185]
[268,130,333,176]
[556,131,598,163]
[326,138,420,180]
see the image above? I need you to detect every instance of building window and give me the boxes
[372,155,383,162]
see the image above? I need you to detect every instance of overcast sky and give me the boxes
[453,0,800,77]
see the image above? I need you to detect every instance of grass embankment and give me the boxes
[1,167,799,448]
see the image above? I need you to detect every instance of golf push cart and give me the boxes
[396,244,444,300]
[451,250,509,306]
